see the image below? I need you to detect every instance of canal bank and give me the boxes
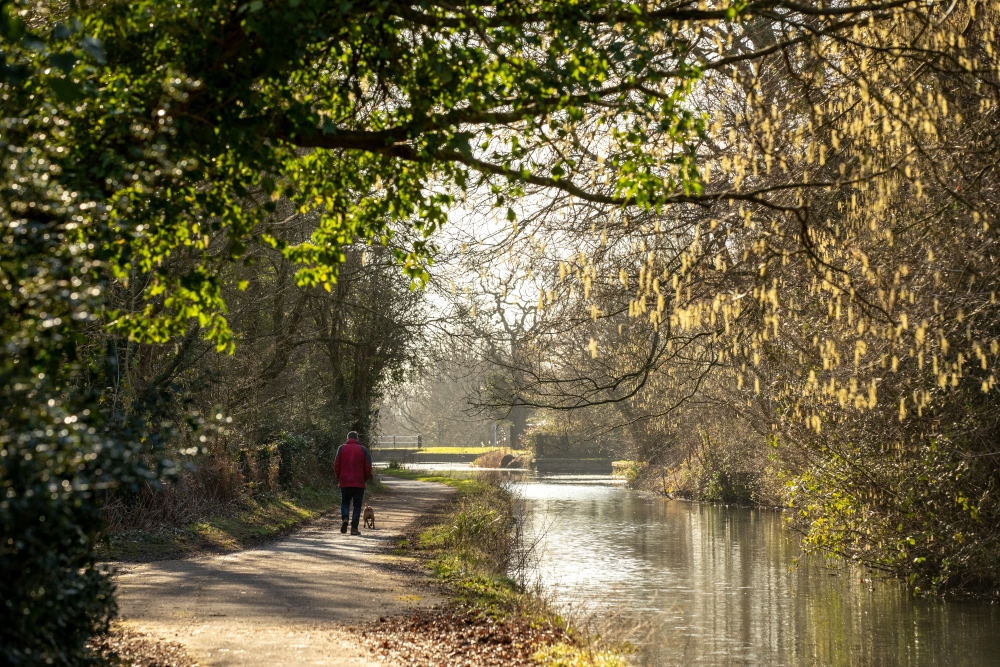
[99,458,1000,667]
[378,460,1000,666]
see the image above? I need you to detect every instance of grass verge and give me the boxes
[381,468,629,666]
[101,479,385,561]
[380,466,481,491]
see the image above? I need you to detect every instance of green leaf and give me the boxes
[50,77,84,103]
[53,22,72,40]
[80,36,106,64]
[48,52,77,75]
[1,63,29,85]
[0,10,25,40]
[23,35,45,51]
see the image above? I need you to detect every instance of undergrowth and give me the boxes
[99,487,334,560]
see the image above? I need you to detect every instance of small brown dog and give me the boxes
[362,504,375,529]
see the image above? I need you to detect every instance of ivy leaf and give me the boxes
[0,62,29,85]
[0,11,25,40]
[80,36,105,64]
[48,52,77,75]
[23,35,45,51]
[50,77,84,103]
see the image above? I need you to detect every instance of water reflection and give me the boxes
[521,474,1000,667]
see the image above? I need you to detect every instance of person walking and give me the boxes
[333,431,373,535]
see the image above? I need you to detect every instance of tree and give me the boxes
[431,0,1000,593]
[3,0,995,662]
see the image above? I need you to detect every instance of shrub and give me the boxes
[1,392,167,665]
[276,433,337,492]
[101,454,245,534]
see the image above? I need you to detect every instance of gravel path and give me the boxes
[112,477,455,667]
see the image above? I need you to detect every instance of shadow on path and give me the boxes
[113,477,456,667]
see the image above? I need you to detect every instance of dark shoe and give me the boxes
[340,520,348,534]
[350,528,361,535]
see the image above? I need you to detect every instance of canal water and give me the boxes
[518,472,1000,667]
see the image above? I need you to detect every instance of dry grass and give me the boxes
[533,642,631,667]
[359,610,567,667]
[97,442,371,561]
[101,455,249,535]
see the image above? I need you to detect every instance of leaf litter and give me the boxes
[356,608,569,666]
[87,625,198,667]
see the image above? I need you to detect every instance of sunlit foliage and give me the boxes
[2,0,998,662]
[444,1,1000,594]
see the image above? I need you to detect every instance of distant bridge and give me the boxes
[373,434,422,450]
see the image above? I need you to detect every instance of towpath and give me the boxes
[112,477,455,667]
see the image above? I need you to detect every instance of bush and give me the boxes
[785,434,1000,596]
[276,433,337,492]
[472,449,520,469]
[1,392,165,665]
[100,432,338,541]
[611,460,646,483]
[652,428,780,506]
[2,441,119,667]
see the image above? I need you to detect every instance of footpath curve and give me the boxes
[113,477,456,667]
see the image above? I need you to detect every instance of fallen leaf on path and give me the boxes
[87,625,199,667]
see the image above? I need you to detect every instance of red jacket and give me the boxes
[333,438,372,488]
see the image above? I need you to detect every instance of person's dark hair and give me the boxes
[347,431,358,441]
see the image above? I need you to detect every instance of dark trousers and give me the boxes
[340,487,365,529]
